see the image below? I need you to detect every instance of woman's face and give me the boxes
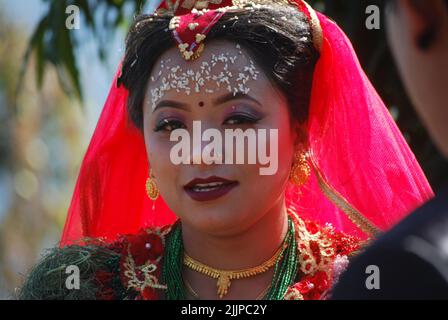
[143,40,299,236]
[386,0,448,158]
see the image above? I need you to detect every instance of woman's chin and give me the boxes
[180,206,251,236]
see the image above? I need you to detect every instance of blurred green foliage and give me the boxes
[19,0,146,101]
[0,3,87,297]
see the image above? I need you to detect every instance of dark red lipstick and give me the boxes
[183,176,238,202]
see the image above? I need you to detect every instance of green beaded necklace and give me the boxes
[162,217,298,300]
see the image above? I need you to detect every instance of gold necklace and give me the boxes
[183,278,200,300]
[183,243,286,298]
[183,276,271,300]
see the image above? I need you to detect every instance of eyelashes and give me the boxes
[154,118,186,132]
[153,113,262,132]
[223,113,261,125]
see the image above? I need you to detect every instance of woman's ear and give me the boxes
[398,0,447,50]
[291,121,308,150]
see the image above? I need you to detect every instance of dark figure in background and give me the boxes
[332,0,448,299]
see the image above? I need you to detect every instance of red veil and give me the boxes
[60,1,434,246]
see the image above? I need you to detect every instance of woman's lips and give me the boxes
[183,176,239,202]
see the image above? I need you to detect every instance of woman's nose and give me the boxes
[187,121,224,165]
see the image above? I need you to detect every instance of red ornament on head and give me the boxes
[156,0,322,61]
[156,0,234,61]
[156,0,233,16]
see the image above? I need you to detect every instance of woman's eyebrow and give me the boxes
[153,100,190,113]
[153,92,262,112]
[213,92,262,107]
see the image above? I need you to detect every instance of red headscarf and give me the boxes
[60,0,433,246]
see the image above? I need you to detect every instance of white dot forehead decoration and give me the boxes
[148,43,260,111]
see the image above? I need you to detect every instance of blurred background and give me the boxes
[0,0,447,299]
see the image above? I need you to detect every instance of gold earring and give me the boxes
[290,151,311,187]
[146,169,160,200]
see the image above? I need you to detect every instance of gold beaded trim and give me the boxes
[309,158,382,237]
[122,227,172,293]
[287,208,335,276]
[301,0,323,51]
[123,245,168,292]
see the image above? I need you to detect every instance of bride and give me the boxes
[18,0,433,300]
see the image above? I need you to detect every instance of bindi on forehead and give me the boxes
[148,43,260,111]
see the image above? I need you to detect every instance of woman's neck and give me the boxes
[180,198,289,300]
[181,199,289,270]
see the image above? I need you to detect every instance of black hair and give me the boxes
[119,3,319,131]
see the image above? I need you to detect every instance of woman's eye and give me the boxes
[154,119,186,132]
[224,114,260,125]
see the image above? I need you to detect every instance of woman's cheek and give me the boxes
[147,137,184,207]
[147,135,178,181]
[257,117,294,179]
